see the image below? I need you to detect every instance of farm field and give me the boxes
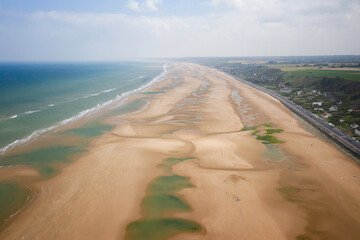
[268,65,360,82]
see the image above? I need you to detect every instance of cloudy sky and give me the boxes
[0,0,359,61]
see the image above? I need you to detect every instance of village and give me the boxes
[277,84,360,139]
[199,57,360,141]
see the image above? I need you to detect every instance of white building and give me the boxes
[355,128,360,136]
[329,105,338,112]
[312,102,323,107]
[279,88,292,93]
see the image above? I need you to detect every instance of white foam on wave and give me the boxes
[81,88,117,99]
[82,92,101,99]
[102,88,117,93]
[48,104,54,107]
[0,115,18,121]
[0,64,168,155]
[24,110,41,115]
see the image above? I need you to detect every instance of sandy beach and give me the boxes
[1,63,360,240]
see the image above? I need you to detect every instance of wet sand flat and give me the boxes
[1,63,360,240]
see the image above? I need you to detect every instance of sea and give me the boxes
[0,61,168,226]
[0,61,166,154]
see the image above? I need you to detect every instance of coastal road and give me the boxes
[233,77,360,161]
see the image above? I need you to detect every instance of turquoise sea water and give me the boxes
[0,62,166,227]
[0,62,165,153]
[0,98,152,226]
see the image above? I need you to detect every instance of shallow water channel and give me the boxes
[125,157,204,240]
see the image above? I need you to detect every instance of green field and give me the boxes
[285,69,360,82]
[268,65,320,71]
[268,64,360,82]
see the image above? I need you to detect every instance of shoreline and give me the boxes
[0,63,204,239]
[0,63,359,239]
[0,64,169,156]
[0,65,170,230]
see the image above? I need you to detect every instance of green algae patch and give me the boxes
[148,175,194,194]
[0,146,84,179]
[262,144,288,162]
[243,123,285,145]
[247,123,285,144]
[0,181,32,225]
[158,157,194,174]
[241,126,258,131]
[141,194,191,218]
[252,130,260,135]
[125,218,202,240]
[256,135,284,144]
[126,156,204,240]
[265,129,284,134]
[143,174,194,218]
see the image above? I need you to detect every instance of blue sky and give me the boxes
[0,0,360,61]
[0,0,210,15]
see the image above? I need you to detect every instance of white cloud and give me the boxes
[127,0,161,12]
[210,0,246,10]
[145,0,161,11]
[1,2,360,61]
[210,0,359,16]
[127,0,140,11]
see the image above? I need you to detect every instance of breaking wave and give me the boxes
[0,64,168,154]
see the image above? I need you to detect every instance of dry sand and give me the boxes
[1,63,360,240]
